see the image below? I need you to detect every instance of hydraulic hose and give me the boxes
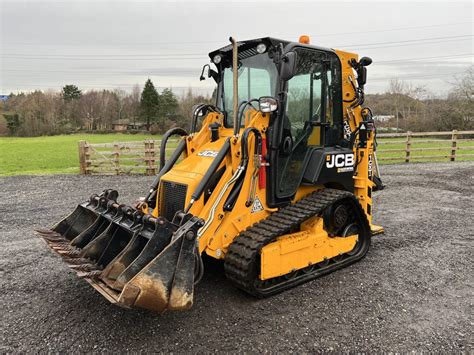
[194,246,205,285]
[159,127,188,171]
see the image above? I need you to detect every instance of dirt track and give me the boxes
[1,162,473,352]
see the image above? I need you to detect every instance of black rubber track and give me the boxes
[224,188,371,297]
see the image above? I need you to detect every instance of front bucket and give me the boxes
[36,196,205,313]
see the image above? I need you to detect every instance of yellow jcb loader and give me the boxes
[36,36,384,313]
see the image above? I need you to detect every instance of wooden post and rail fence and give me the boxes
[78,130,474,175]
[78,138,179,175]
[375,130,474,163]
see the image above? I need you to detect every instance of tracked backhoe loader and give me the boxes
[36,36,384,313]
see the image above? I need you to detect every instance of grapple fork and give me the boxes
[35,190,204,313]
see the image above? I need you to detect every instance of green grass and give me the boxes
[1,134,473,176]
[0,134,160,175]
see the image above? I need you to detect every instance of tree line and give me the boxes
[365,67,473,132]
[0,79,213,136]
[0,67,472,136]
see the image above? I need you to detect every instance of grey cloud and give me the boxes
[1,0,472,95]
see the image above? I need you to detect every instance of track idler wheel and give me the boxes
[323,201,353,236]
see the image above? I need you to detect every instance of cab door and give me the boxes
[273,47,343,201]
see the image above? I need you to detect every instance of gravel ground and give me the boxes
[1,162,473,353]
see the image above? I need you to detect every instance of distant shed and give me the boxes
[112,119,129,132]
[112,119,147,132]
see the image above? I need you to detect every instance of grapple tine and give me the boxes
[110,217,175,290]
[52,205,100,240]
[168,228,200,311]
[117,216,203,313]
[79,206,137,267]
[46,190,118,241]
[70,215,110,248]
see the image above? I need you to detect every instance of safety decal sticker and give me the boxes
[251,196,264,213]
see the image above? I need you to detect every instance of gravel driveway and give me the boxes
[1,162,473,352]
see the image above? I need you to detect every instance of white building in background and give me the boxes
[373,115,394,123]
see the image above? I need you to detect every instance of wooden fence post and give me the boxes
[405,131,412,163]
[451,130,458,161]
[85,142,92,174]
[144,140,157,175]
[114,143,120,175]
[78,140,86,174]
[149,140,156,175]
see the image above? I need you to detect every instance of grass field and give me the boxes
[1,134,473,176]
[0,134,160,175]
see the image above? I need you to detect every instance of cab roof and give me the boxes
[208,37,336,61]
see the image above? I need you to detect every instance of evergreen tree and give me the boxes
[158,88,179,119]
[140,79,159,130]
[62,85,82,102]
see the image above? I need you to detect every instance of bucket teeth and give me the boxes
[43,235,67,242]
[51,244,76,251]
[63,257,93,265]
[77,270,103,279]
[58,249,82,257]
[34,228,59,236]
[69,263,100,272]
[36,232,67,242]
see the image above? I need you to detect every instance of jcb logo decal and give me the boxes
[326,153,354,171]
[368,153,373,178]
[197,150,219,158]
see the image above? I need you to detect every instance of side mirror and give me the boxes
[200,64,219,83]
[259,96,278,113]
[200,64,209,81]
[280,51,298,81]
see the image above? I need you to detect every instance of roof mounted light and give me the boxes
[256,43,267,54]
[213,54,222,64]
[299,35,310,44]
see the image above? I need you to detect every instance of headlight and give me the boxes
[213,54,222,64]
[256,43,267,54]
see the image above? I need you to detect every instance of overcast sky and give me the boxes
[0,0,472,96]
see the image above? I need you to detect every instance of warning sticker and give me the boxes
[251,196,264,213]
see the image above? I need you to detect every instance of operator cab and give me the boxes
[206,37,349,207]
